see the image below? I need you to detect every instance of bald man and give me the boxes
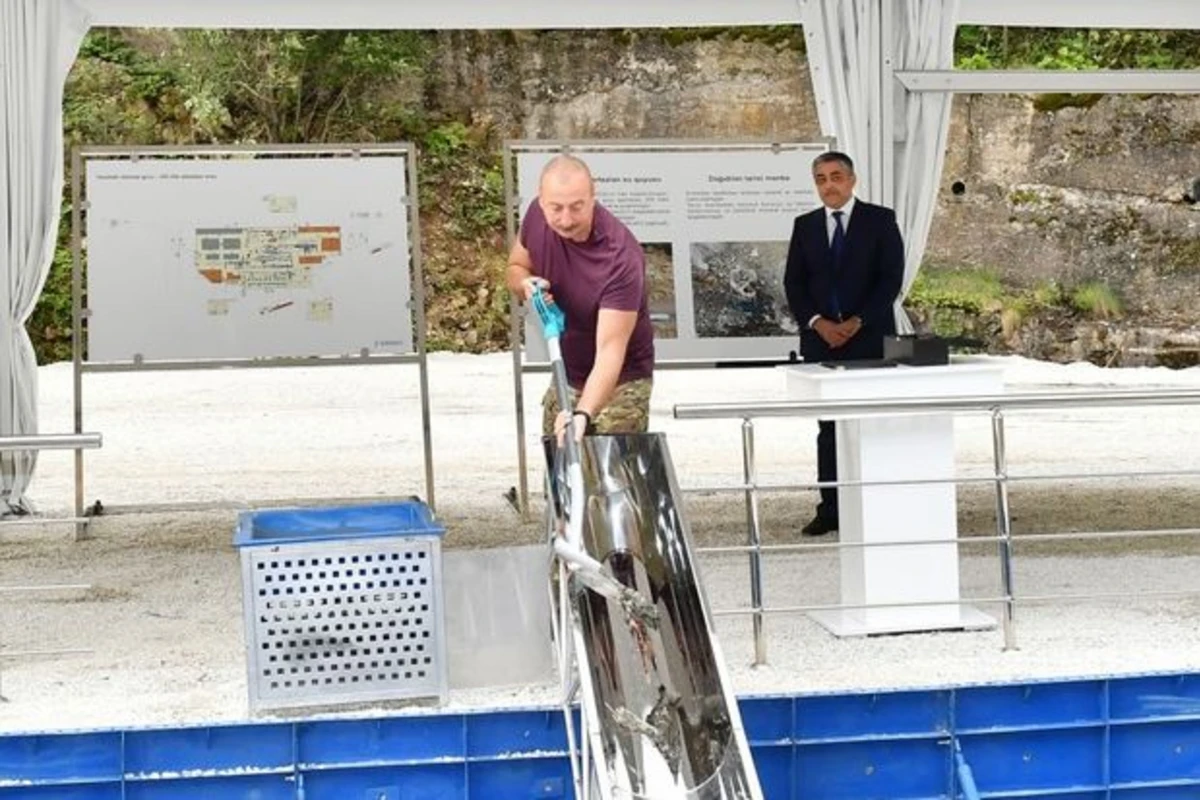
[507,155,654,442]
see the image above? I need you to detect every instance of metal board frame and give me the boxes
[69,143,435,515]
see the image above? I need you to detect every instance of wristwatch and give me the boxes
[573,409,595,435]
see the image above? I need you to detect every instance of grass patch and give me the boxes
[907,268,1007,314]
[1032,93,1104,113]
[1070,282,1124,320]
[907,268,1127,344]
[1029,280,1067,308]
[1008,188,1043,205]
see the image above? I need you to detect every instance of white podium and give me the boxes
[787,361,1003,637]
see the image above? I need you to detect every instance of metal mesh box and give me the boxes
[234,502,447,713]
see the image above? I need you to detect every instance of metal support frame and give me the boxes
[502,142,531,520]
[741,420,767,666]
[70,143,436,515]
[0,433,101,452]
[0,583,92,702]
[896,69,1200,94]
[957,0,1200,29]
[674,386,1200,657]
[878,0,896,209]
[990,409,1017,650]
[1,433,103,540]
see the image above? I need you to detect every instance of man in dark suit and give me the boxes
[783,151,905,536]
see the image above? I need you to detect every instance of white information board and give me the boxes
[85,153,414,362]
[514,142,828,363]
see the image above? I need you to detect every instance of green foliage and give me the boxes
[416,120,511,353]
[1008,188,1042,205]
[1032,93,1104,113]
[419,122,506,238]
[26,214,76,365]
[907,268,1006,314]
[77,31,177,99]
[956,27,1200,71]
[955,28,1199,114]
[1029,280,1067,308]
[64,32,185,146]
[167,30,428,143]
[1070,282,1124,320]
[907,268,1125,342]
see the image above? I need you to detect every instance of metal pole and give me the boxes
[878,0,896,209]
[674,388,1200,420]
[71,147,87,541]
[741,419,767,665]
[406,145,436,512]
[0,433,101,452]
[991,409,1017,650]
[503,143,530,520]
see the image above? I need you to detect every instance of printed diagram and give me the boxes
[690,240,797,338]
[194,225,342,291]
[84,155,415,362]
[643,243,677,339]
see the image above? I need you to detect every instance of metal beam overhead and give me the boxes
[957,0,1200,29]
[76,0,1200,31]
[896,70,1200,95]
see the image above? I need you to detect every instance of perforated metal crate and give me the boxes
[234,502,447,713]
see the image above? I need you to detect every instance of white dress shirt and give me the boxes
[824,195,856,244]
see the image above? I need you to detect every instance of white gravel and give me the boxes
[2,353,1200,733]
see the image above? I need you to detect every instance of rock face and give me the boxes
[934,94,1200,317]
[428,31,820,140]
[427,31,1200,365]
[931,93,1200,366]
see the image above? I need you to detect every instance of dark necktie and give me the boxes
[830,210,845,320]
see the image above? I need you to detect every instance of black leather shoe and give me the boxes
[801,515,838,536]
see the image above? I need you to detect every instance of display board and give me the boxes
[85,151,415,362]
[511,141,829,363]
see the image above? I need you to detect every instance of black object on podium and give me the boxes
[883,334,950,366]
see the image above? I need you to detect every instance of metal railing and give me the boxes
[0,432,102,540]
[1,434,101,699]
[0,433,102,452]
[0,584,93,701]
[674,387,1200,664]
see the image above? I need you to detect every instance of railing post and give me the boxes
[741,418,767,666]
[991,408,1018,650]
[71,146,87,541]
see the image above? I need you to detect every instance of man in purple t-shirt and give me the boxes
[507,155,654,441]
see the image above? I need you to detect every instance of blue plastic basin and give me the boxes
[233,500,443,547]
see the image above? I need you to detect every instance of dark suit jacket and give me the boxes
[783,200,905,362]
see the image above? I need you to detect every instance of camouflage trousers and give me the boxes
[541,377,653,436]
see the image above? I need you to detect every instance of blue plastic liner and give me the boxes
[4,673,1200,799]
[234,500,444,548]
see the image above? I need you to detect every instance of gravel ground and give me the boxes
[2,353,1199,733]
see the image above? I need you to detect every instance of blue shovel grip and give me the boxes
[532,284,566,340]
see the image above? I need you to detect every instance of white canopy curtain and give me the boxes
[802,0,960,334]
[892,0,960,333]
[0,0,90,515]
[802,0,886,202]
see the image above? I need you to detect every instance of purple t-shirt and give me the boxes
[520,201,654,389]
